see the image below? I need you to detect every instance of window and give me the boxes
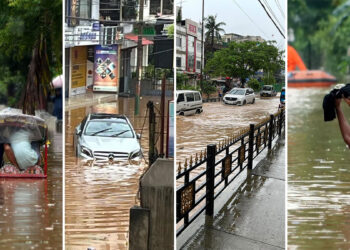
[176,57,182,67]
[196,61,201,70]
[188,53,194,69]
[194,92,201,101]
[85,121,133,138]
[162,0,173,14]
[80,0,92,19]
[176,37,182,47]
[177,93,185,103]
[150,0,161,14]
[186,93,195,102]
[100,0,121,24]
[197,43,201,52]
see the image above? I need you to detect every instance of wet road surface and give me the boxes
[0,115,62,249]
[288,88,350,248]
[176,97,280,162]
[65,96,170,249]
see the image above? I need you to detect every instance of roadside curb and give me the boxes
[65,94,118,111]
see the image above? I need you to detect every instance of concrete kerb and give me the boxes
[65,93,118,111]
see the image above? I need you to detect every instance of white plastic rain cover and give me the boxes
[0,108,47,143]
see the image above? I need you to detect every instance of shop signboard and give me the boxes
[70,46,87,96]
[74,26,99,46]
[93,45,119,92]
[186,19,198,37]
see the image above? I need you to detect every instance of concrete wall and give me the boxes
[129,158,174,250]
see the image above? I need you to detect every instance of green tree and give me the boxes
[288,0,348,75]
[200,81,216,99]
[205,15,226,53]
[247,78,260,92]
[0,0,62,113]
[205,41,284,87]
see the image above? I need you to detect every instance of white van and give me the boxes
[176,90,203,116]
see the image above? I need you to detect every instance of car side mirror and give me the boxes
[136,133,141,139]
[75,128,81,136]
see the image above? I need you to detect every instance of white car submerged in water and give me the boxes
[74,113,142,163]
[223,88,255,105]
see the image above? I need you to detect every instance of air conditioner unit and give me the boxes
[100,26,124,45]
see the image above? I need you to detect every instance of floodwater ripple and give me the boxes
[288,88,350,248]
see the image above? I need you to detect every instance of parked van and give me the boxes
[176,90,203,116]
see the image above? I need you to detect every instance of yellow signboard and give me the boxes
[71,47,87,89]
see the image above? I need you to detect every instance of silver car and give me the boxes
[74,113,142,162]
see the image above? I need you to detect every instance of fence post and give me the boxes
[248,124,255,170]
[148,101,157,166]
[278,110,283,137]
[268,114,274,150]
[206,144,216,216]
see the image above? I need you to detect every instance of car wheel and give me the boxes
[196,109,201,114]
[252,98,255,104]
[179,112,184,116]
[243,100,246,105]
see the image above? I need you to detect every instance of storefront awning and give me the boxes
[124,34,153,45]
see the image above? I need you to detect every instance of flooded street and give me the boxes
[0,115,62,249]
[288,88,350,248]
[176,97,280,161]
[65,96,170,249]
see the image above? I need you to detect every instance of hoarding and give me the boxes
[70,46,87,96]
[93,45,119,92]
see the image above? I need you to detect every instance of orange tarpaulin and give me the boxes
[288,45,307,72]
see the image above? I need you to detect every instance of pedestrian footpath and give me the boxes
[181,138,285,250]
[65,91,117,111]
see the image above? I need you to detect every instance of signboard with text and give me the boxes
[70,46,87,96]
[93,45,119,92]
[186,19,198,37]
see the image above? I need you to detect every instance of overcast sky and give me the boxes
[180,0,286,50]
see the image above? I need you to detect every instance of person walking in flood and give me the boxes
[335,84,350,147]
[323,84,350,147]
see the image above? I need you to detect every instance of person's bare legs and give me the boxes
[4,144,19,169]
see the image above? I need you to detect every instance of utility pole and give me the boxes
[135,0,144,115]
[159,73,166,157]
[200,0,204,89]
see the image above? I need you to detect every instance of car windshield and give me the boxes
[263,86,272,90]
[84,120,134,138]
[229,89,245,95]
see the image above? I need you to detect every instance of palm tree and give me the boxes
[205,15,226,53]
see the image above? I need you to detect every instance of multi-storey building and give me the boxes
[65,0,173,97]
[176,19,203,78]
[222,33,265,44]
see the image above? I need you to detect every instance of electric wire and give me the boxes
[257,0,285,39]
[232,0,269,39]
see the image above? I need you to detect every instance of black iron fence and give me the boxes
[176,109,285,236]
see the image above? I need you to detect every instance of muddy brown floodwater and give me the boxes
[65,96,170,250]
[176,97,281,162]
[288,88,350,248]
[0,115,62,249]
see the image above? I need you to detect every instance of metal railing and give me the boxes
[176,109,285,236]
